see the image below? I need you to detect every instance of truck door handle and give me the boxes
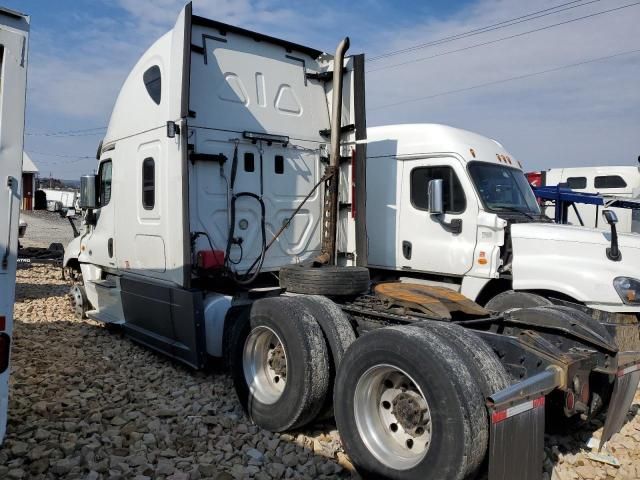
[108,238,114,258]
[402,241,412,260]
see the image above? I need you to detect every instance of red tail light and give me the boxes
[197,250,225,270]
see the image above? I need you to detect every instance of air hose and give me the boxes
[225,143,267,286]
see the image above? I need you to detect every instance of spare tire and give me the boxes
[279,265,370,296]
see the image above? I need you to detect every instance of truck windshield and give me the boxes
[468,162,540,215]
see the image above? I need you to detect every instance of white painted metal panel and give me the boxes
[0,7,29,444]
[188,22,335,272]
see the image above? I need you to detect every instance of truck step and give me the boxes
[86,309,125,324]
[90,278,118,289]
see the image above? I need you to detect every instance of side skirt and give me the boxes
[120,276,206,369]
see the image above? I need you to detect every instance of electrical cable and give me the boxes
[243,168,335,276]
[223,142,268,286]
[369,47,640,111]
[26,150,94,159]
[369,0,600,62]
[226,192,266,285]
[367,1,640,73]
[25,126,107,137]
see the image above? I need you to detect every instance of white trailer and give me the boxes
[64,4,640,479]
[365,125,640,323]
[0,7,29,443]
[528,165,640,234]
[40,187,79,210]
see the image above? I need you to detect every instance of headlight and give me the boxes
[613,277,640,305]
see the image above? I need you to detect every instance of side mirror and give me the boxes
[602,210,621,261]
[79,175,97,209]
[428,179,444,215]
[603,209,618,225]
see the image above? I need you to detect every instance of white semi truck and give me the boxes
[64,4,640,479]
[365,125,640,336]
[0,7,29,443]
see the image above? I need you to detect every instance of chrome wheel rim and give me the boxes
[70,285,84,318]
[243,326,287,405]
[354,364,432,470]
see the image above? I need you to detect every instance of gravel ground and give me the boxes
[20,211,80,249]
[1,265,639,479]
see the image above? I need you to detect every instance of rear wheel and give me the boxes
[230,296,330,432]
[288,295,356,419]
[416,321,512,396]
[485,290,552,312]
[334,325,488,480]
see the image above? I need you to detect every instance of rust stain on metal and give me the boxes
[373,282,489,319]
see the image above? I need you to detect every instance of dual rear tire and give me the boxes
[230,296,510,479]
[229,295,355,431]
[334,323,511,480]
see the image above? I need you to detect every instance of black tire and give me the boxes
[485,290,552,312]
[288,295,356,419]
[279,265,370,296]
[230,296,330,432]
[416,321,512,396]
[48,242,65,253]
[334,325,488,480]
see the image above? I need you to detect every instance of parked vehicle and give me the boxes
[533,185,640,229]
[527,165,640,233]
[40,188,79,211]
[0,6,29,443]
[365,125,640,325]
[64,4,640,479]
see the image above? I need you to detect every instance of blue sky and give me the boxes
[9,0,640,179]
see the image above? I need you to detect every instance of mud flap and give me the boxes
[487,369,560,480]
[599,361,640,450]
[488,396,545,480]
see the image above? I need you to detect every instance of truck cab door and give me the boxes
[85,159,116,269]
[0,8,29,444]
[397,157,478,276]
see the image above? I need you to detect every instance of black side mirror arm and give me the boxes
[606,222,621,261]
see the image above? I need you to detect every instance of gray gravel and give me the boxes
[20,211,79,249]
[1,265,639,479]
[2,266,352,480]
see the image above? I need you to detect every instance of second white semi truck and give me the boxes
[364,124,640,347]
[63,4,640,479]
